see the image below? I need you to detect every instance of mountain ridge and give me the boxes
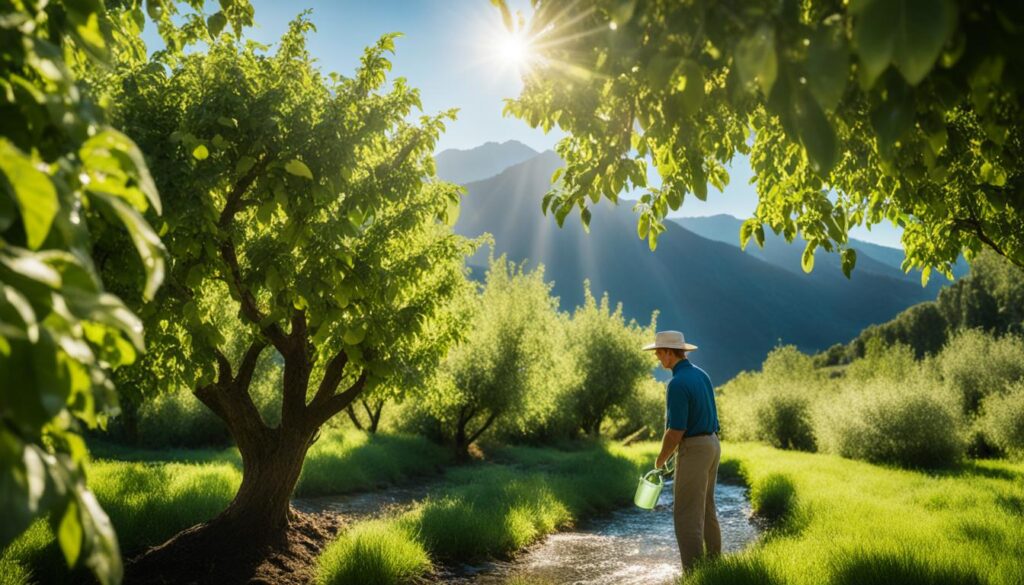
[453,150,940,380]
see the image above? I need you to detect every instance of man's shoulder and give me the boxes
[685,362,714,387]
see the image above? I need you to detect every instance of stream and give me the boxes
[450,481,758,585]
[294,476,758,585]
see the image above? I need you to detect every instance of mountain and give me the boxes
[454,151,942,381]
[672,214,946,294]
[675,214,969,282]
[435,140,538,184]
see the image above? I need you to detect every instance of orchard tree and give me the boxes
[564,284,655,436]
[496,0,1024,279]
[424,257,564,458]
[105,18,473,574]
[0,1,250,582]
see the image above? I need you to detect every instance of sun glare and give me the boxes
[499,32,532,67]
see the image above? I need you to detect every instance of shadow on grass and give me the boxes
[830,551,984,585]
[88,438,241,466]
[996,493,1024,517]
[717,457,746,484]
[686,555,783,585]
[931,459,1020,481]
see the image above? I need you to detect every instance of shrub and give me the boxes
[562,284,655,437]
[750,473,797,523]
[716,371,763,442]
[844,341,919,383]
[980,381,1024,458]
[317,520,430,585]
[605,376,664,441]
[938,330,1024,415]
[815,379,965,468]
[755,391,816,451]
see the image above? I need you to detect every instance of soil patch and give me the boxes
[125,508,342,585]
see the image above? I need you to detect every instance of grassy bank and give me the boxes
[688,443,1024,585]
[0,429,451,585]
[317,441,660,585]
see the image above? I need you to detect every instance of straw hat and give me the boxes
[642,330,698,351]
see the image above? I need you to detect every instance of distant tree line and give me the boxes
[816,250,1024,365]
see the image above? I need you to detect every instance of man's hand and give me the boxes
[656,428,685,469]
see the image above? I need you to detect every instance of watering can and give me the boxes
[634,459,674,510]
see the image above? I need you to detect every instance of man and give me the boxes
[644,330,721,572]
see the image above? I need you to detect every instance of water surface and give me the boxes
[453,481,757,585]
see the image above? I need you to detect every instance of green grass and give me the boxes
[297,429,452,496]
[687,442,1024,585]
[0,429,451,585]
[0,459,240,585]
[315,520,430,585]
[317,441,660,585]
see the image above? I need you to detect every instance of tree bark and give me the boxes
[127,338,368,583]
[364,398,384,434]
[345,404,365,431]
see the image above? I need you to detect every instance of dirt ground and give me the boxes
[125,508,344,585]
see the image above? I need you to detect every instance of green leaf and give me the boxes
[892,0,956,85]
[218,116,238,128]
[841,248,857,278]
[3,285,39,342]
[77,490,122,585]
[735,24,778,96]
[854,0,896,87]
[285,159,313,180]
[207,11,228,38]
[854,0,956,87]
[806,21,849,111]
[580,207,592,232]
[793,91,838,175]
[920,265,931,287]
[674,59,705,115]
[870,74,915,153]
[58,499,83,566]
[0,139,58,249]
[91,193,165,301]
[192,144,209,160]
[754,224,765,248]
[739,219,756,250]
[81,130,162,215]
[801,242,816,273]
[690,158,707,200]
[343,323,367,345]
[637,214,650,240]
[235,156,256,177]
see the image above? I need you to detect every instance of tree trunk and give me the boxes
[365,399,384,434]
[217,426,312,535]
[345,404,365,431]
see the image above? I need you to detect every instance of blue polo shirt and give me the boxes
[666,359,720,434]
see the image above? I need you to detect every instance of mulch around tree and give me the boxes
[125,508,343,585]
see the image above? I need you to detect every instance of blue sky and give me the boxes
[141,0,902,247]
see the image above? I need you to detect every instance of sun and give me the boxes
[498,31,532,68]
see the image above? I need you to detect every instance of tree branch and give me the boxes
[218,238,288,350]
[310,350,349,410]
[345,405,364,430]
[951,217,1011,261]
[212,347,233,386]
[234,339,267,392]
[309,369,370,429]
[219,155,269,228]
[466,411,499,445]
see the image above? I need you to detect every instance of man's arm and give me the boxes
[655,428,684,469]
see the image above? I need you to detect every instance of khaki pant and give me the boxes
[673,433,722,572]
